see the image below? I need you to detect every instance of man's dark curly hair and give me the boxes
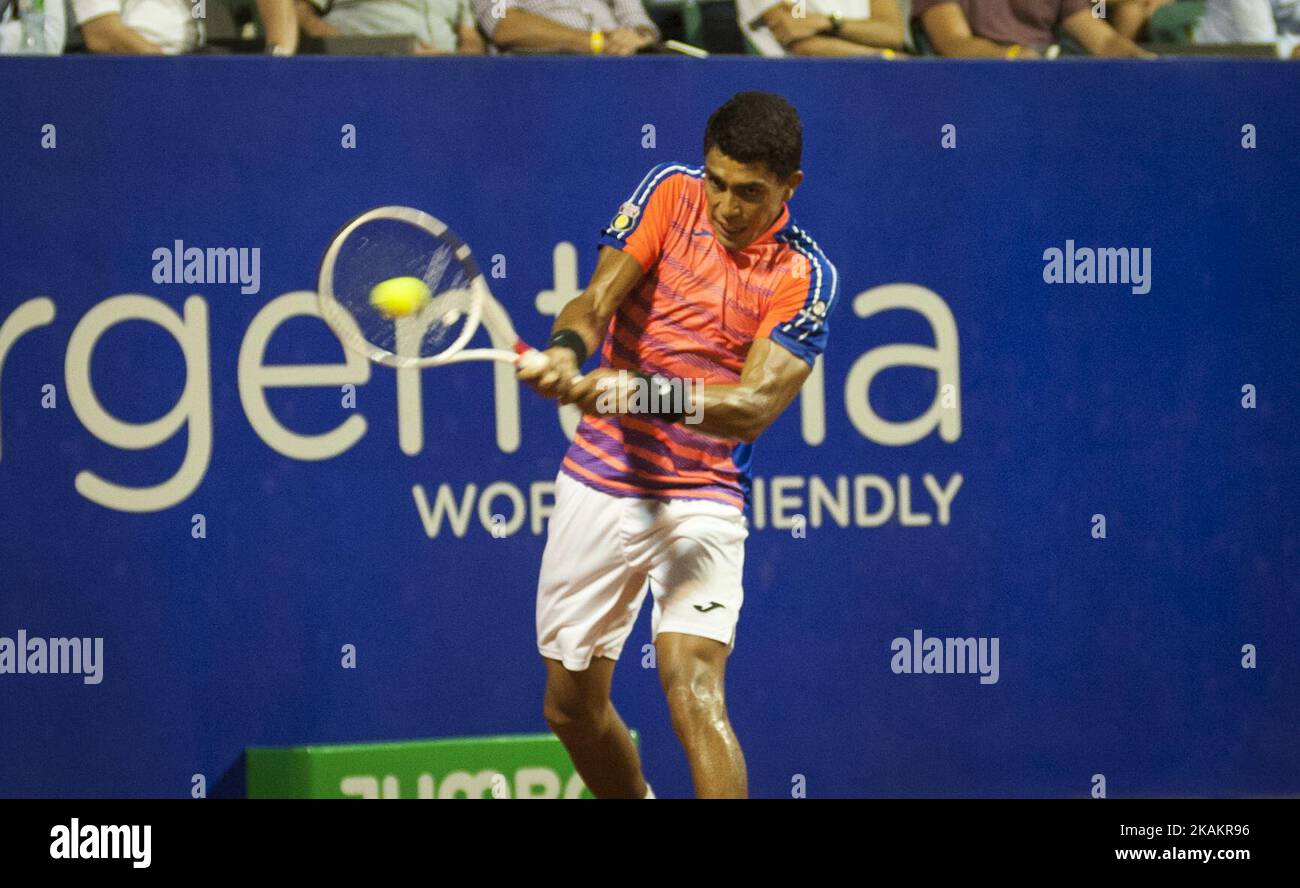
[703,92,803,181]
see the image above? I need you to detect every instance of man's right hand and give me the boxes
[767,6,830,46]
[604,27,651,55]
[518,347,581,400]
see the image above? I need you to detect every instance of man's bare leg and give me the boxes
[656,632,747,798]
[542,656,648,799]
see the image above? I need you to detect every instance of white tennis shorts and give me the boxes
[537,472,749,672]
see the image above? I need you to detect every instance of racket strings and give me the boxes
[326,217,481,363]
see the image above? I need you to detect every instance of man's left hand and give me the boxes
[559,368,624,414]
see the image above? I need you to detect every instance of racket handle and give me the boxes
[515,347,550,375]
[516,344,584,384]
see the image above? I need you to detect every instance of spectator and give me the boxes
[914,0,1155,56]
[737,0,905,56]
[472,0,658,54]
[1,0,68,52]
[1110,0,1174,41]
[296,0,484,52]
[1196,0,1300,57]
[73,0,296,54]
[644,0,748,53]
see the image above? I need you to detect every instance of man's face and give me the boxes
[703,146,803,252]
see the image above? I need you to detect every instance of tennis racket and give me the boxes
[317,205,566,377]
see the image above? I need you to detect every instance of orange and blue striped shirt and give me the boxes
[561,162,839,511]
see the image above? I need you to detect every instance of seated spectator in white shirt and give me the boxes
[737,0,905,56]
[295,0,483,52]
[1196,0,1300,57]
[0,0,68,53]
[472,0,658,54]
[74,0,296,53]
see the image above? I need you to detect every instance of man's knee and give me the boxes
[656,634,729,731]
[662,673,727,737]
[543,678,611,736]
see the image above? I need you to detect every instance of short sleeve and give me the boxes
[598,163,685,273]
[759,241,839,367]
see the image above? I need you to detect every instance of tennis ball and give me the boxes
[369,276,431,319]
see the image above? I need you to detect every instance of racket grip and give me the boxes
[516,344,584,384]
[516,347,550,374]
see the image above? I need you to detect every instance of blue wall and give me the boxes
[1,57,1297,798]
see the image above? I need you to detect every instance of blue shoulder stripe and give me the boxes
[771,225,839,364]
[606,163,703,243]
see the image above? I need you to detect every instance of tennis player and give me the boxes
[518,91,838,799]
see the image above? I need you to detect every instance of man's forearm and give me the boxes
[839,19,905,50]
[595,371,787,443]
[294,0,339,38]
[258,0,298,51]
[492,9,594,52]
[550,295,609,359]
[1090,30,1152,57]
[1064,10,1154,56]
[935,35,1020,57]
[673,380,769,443]
[457,19,486,52]
[1109,0,1148,40]
[788,35,878,56]
[628,361,800,443]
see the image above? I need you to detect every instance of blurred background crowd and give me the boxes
[1,0,1296,59]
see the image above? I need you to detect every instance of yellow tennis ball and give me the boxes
[369,276,431,319]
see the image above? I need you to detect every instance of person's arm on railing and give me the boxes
[761,1,905,51]
[472,0,649,53]
[492,10,593,51]
[258,0,299,53]
[838,0,905,49]
[754,2,904,54]
[610,0,657,42]
[456,0,486,53]
[1062,7,1156,57]
[294,0,340,38]
[788,35,880,54]
[475,0,591,53]
[919,2,1038,57]
[76,7,165,53]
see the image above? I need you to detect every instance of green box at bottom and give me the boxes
[246,732,637,799]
